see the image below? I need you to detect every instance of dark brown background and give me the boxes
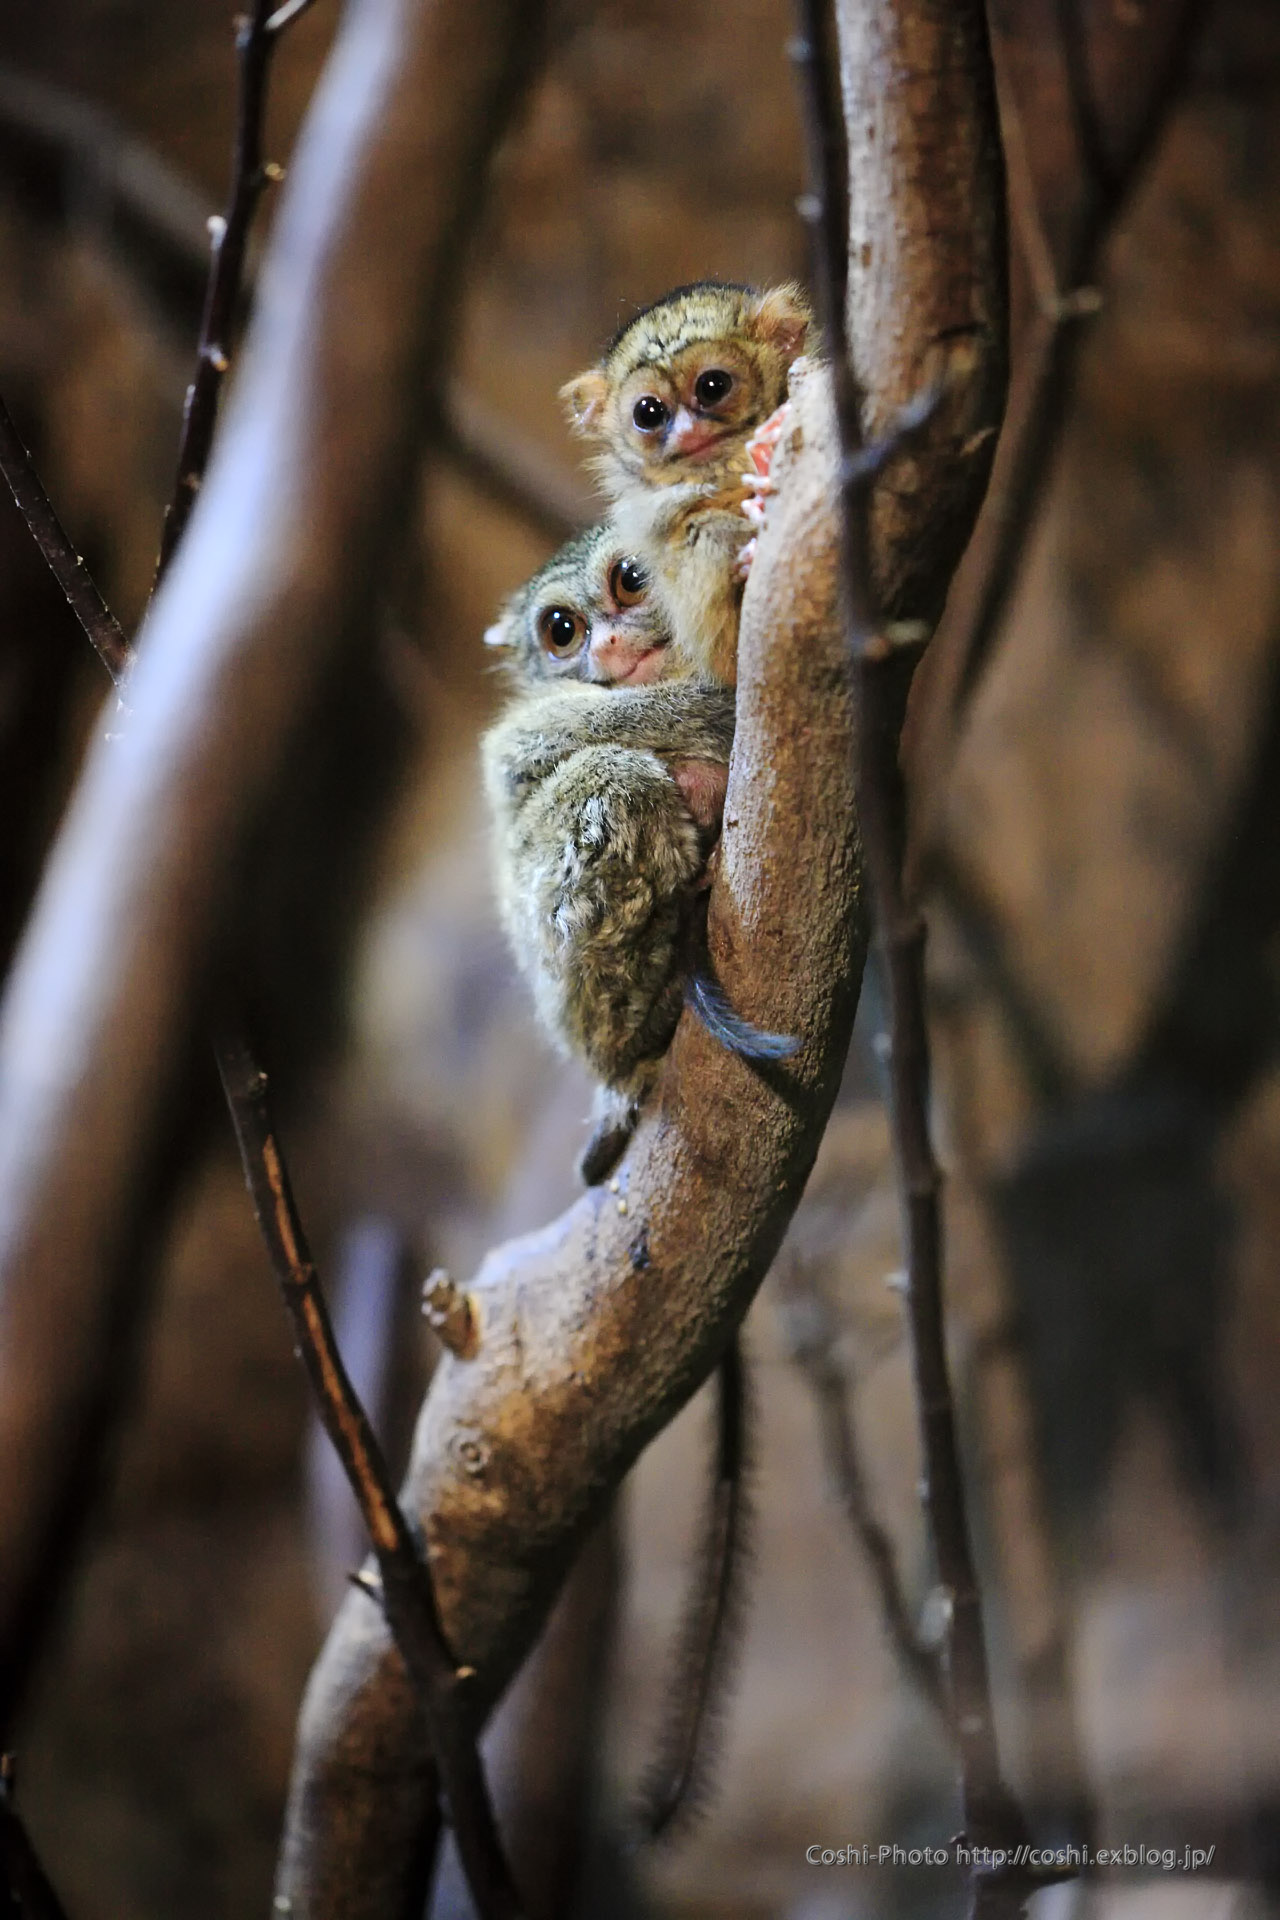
[2,1,1279,1914]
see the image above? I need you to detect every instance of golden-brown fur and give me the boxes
[560,282,812,684]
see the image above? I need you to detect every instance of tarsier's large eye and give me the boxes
[631,394,670,433]
[538,606,586,657]
[693,367,734,408]
[609,556,647,607]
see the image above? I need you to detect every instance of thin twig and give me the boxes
[0,399,130,683]
[792,4,1052,1911]
[213,1031,523,1920]
[266,0,321,32]
[946,0,1209,719]
[0,1757,70,1920]
[779,1276,950,1726]
[155,0,281,576]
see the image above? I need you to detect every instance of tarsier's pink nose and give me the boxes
[589,627,665,683]
[668,408,722,458]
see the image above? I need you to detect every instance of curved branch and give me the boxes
[0,0,545,1737]
[276,351,864,1918]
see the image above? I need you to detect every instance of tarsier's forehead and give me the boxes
[519,525,610,614]
[604,282,758,382]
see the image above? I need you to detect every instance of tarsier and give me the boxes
[559,279,812,685]
[482,520,791,1183]
[482,283,811,1829]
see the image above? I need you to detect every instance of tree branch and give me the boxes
[0,1,547,1903]
[795,1,1064,1913]
[778,1267,950,1726]
[155,0,280,574]
[0,399,130,682]
[275,336,866,1920]
[938,0,1209,728]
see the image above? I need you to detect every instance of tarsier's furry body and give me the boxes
[483,676,735,1095]
[482,518,789,1179]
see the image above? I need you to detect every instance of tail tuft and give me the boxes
[685,968,798,1063]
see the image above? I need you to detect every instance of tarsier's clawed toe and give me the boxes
[744,402,792,481]
[737,402,794,573]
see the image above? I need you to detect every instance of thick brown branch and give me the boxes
[0,0,545,1869]
[275,349,865,1920]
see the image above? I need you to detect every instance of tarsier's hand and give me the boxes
[737,401,795,579]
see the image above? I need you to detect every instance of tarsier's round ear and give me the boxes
[748,283,812,360]
[559,368,609,435]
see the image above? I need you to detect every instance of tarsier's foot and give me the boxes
[737,401,793,574]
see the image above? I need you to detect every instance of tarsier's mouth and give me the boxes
[668,420,730,461]
[613,645,667,683]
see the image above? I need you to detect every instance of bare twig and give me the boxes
[779,1276,949,1726]
[793,1,1060,1912]
[214,1029,522,1920]
[0,399,130,682]
[944,0,1209,720]
[155,0,280,575]
[0,68,580,550]
[0,1757,69,1920]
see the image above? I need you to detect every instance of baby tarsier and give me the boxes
[560,279,812,686]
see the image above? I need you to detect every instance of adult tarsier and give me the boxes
[481,284,812,1829]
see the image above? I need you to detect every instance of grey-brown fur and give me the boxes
[482,527,735,1149]
[484,680,734,1092]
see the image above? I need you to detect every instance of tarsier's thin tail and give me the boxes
[685,966,799,1063]
[634,1334,751,1840]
